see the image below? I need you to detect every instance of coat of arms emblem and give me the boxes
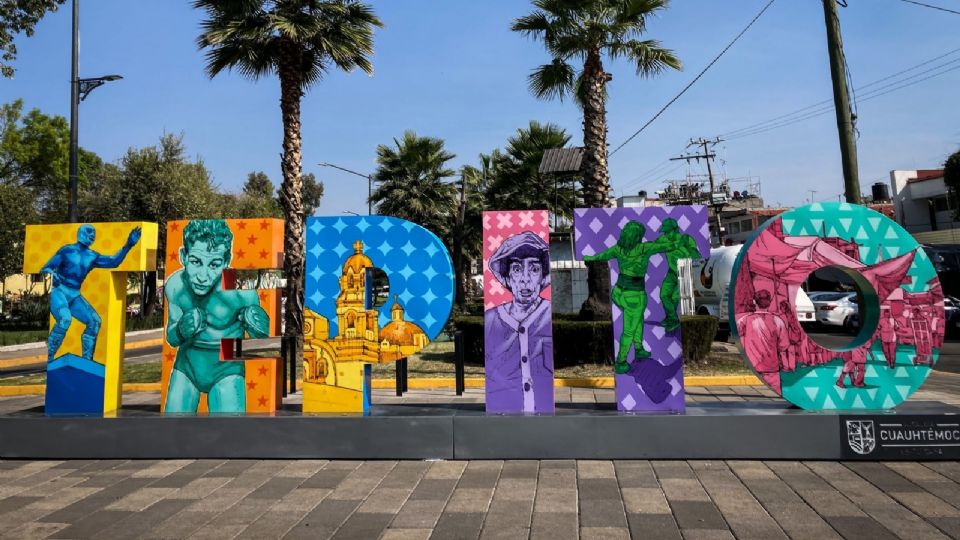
[846,420,876,455]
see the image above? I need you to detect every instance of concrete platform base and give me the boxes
[0,401,957,460]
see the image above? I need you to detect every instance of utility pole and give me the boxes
[671,137,724,245]
[822,0,861,204]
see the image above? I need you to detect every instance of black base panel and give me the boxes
[0,401,957,460]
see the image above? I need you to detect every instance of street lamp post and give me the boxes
[68,0,122,223]
[318,162,373,215]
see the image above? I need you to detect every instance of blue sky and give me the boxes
[3,0,959,215]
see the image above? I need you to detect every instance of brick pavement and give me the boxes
[0,458,958,539]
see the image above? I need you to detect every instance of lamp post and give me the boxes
[318,162,373,215]
[68,0,122,222]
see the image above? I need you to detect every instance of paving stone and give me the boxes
[928,517,960,538]
[39,477,151,523]
[288,497,360,536]
[105,487,178,511]
[236,510,308,539]
[0,521,68,540]
[651,461,696,480]
[530,512,578,540]
[821,516,900,540]
[621,487,671,514]
[378,461,429,489]
[613,461,658,488]
[578,461,616,479]
[145,510,221,540]
[97,499,194,540]
[844,462,925,493]
[579,527,631,540]
[537,467,576,489]
[579,498,627,529]
[625,512,681,540]
[456,462,502,489]
[390,499,446,529]
[272,487,331,513]
[408,479,457,501]
[169,477,232,499]
[149,461,225,488]
[680,530,736,540]
[331,511,393,539]
[444,488,494,513]
[430,512,485,540]
[659,478,711,502]
[424,460,467,480]
[499,461,538,479]
[301,468,353,489]
[48,509,134,539]
[203,459,257,478]
[248,477,304,500]
[130,460,193,478]
[381,527,432,540]
[888,491,960,518]
[539,460,576,469]
[0,496,43,515]
[757,502,843,540]
[669,500,728,531]
[356,487,413,514]
[276,460,328,479]
[491,478,536,501]
[578,478,621,500]
[534,487,577,514]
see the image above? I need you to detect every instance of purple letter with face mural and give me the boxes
[575,206,710,412]
[483,210,554,414]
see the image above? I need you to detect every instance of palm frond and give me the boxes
[528,60,577,101]
[609,39,681,76]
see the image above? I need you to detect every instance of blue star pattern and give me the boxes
[305,216,455,339]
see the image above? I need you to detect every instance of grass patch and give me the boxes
[0,361,163,386]
[0,329,48,347]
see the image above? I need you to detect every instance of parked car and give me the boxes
[810,291,858,330]
[849,295,959,336]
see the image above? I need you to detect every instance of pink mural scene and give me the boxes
[731,203,944,410]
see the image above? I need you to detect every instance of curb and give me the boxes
[0,375,762,396]
[0,338,164,370]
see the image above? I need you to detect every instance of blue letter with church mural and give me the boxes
[301,216,454,413]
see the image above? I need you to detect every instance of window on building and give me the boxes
[932,195,955,213]
[728,221,740,234]
[740,219,753,232]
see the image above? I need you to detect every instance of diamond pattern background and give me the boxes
[305,216,454,339]
[574,206,710,412]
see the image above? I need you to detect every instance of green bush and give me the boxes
[126,312,163,332]
[680,315,718,363]
[452,314,719,368]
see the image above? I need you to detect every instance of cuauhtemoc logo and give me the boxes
[846,420,876,455]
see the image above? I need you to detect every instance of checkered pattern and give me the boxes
[574,206,710,412]
[482,210,552,309]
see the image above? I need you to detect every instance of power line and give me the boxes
[608,0,777,157]
[720,46,960,138]
[723,61,960,140]
[896,0,960,16]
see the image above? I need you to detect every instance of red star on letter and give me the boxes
[164,352,175,363]
[258,365,269,376]
[238,221,247,230]
[168,252,178,262]
[258,396,268,407]
[259,220,270,230]
[247,380,257,390]
[170,223,180,232]
[236,249,246,259]
[247,235,257,245]
[259,250,268,260]
[258,291,268,301]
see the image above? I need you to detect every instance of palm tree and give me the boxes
[194,0,383,361]
[484,121,579,224]
[512,0,680,318]
[369,131,458,238]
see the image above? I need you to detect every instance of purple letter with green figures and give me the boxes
[575,207,710,412]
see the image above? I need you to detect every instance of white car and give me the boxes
[810,292,858,329]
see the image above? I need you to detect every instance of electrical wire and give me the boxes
[608,0,777,157]
[721,46,960,137]
[723,61,960,140]
[896,0,960,16]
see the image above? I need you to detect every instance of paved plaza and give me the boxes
[0,373,958,539]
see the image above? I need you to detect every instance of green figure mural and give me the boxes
[164,220,270,414]
[584,221,667,374]
[658,218,701,332]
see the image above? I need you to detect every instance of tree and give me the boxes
[301,172,324,216]
[1,0,65,78]
[1,99,101,222]
[243,171,274,199]
[512,0,680,319]
[945,148,960,218]
[484,121,579,223]
[0,182,34,283]
[452,163,488,307]
[369,130,458,238]
[81,133,222,315]
[195,0,383,363]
